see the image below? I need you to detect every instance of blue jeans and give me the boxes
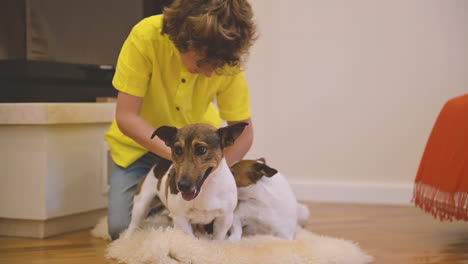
[107,152,161,240]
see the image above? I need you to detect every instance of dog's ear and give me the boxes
[218,122,248,148]
[254,162,278,177]
[152,126,178,147]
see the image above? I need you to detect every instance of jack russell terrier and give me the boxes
[228,158,310,241]
[124,123,247,241]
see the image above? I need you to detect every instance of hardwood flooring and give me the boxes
[0,203,467,264]
[307,203,468,264]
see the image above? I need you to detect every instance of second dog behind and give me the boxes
[228,158,310,241]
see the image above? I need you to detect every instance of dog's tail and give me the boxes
[297,203,310,227]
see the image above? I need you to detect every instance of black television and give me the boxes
[0,0,172,102]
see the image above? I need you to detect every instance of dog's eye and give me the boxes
[174,146,183,156]
[195,146,207,156]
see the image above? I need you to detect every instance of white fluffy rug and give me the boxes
[91,214,373,264]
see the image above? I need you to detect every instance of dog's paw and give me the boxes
[227,233,241,243]
[122,227,137,239]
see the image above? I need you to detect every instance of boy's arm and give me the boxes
[224,118,253,166]
[115,91,172,160]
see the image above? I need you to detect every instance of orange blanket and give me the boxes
[413,94,468,221]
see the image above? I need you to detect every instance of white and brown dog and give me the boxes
[228,158,310,241]
[124,123,248,240]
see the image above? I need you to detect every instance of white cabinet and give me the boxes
[0,103,115,237]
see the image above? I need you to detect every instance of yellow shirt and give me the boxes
[104,15,251,168]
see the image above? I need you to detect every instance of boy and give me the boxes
[104,0,257,240]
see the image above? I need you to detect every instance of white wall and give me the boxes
[245,0,468,203]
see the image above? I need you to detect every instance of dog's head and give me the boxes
[230,158,278,187]
[152,123,248,201]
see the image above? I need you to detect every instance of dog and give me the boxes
[124,122,247,240]
[228,158,310,241]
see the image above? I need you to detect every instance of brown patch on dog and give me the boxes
[230,158,278,187]
[152,158,173,191]
[136,158,173,196]
[135,174,147,195]
[153,123,248,196]
[165,168,179,201]
[173,125,224,193]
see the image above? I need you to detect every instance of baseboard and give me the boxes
[291,181,414,206]
[0,208,107,238]
[0,182,413,238]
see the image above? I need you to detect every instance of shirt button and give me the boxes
[176,106,180,111]
[181,78,186,83]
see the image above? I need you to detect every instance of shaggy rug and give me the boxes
[91,213,373,264]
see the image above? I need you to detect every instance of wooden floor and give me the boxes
[1,202,467,264]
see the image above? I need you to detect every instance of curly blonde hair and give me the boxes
[162,0,257,70]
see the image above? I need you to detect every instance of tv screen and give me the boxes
[0,0,172,102]
[0,0,172,66]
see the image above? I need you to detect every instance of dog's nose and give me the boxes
[177,177,193,192]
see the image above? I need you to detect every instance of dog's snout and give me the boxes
[178,177,193,192]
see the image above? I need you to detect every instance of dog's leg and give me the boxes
[173,216,194,237]
[124,186,158,239]
[297,202,310,227]
[228,202,251,241]
[227,214,242,242]
[213,212,234,240]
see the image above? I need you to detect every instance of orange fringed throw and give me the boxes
[413,94,468,221]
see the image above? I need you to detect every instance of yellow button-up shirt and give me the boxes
[104,15,251,168]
